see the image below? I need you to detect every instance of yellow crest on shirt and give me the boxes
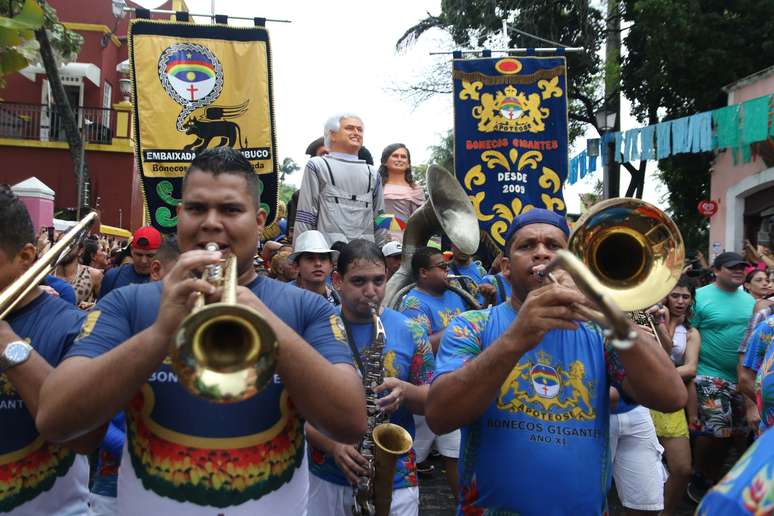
[0,373,13,396]
[497,350,596,421]
[77,310,101,340]
[329,314,348,345]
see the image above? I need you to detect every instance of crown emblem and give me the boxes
[536,350,552,365]
[503,85,518,97]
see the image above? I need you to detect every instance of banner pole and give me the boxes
[431,48,583,55]
[122,7,291,23]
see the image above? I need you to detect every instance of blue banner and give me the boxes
[453,56,568,247]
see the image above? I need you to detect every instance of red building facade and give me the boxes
[0,0,186,230]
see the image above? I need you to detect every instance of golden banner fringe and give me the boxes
[453,66,565,86]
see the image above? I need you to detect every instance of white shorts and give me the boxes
[88,493,118,516]
[307,475,418,516]
[412,415,460,461]
[609,405,666,511]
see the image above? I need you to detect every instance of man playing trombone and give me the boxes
[425,208,686,515]
[0,186,103,515]
[34,147,367,515]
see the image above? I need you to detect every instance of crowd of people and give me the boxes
[1,112,774,515]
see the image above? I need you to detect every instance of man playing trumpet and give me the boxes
[35,147,367,515]
[425,208,685,515]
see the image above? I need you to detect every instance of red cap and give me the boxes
[131,226,162,251]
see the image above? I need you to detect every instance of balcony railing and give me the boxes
[0,101,115,145]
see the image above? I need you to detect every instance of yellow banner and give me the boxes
[129,19,278,231]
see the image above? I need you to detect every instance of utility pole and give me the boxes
[603,0,621,199]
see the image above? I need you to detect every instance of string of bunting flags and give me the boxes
[567,93,774,185]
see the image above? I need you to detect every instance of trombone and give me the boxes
[0,212,98,319]
[170,242,278,403]
[542,198,684,349]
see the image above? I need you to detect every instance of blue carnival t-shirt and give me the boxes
[1,292,89,514]
[743,315,774,375]
[90,411,125,498]
[66,277,353,514]
[44,274,76,305]
[399,287,467,336]
[435,302,627,515]
[449,261,487,303]
[449,261,486,284]
[697,426,774,515]
[308,308,434,489]
[745,316,774,433]
[479,273,512,306]
[98,264,150,298]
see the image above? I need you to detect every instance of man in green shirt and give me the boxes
[689,251,755,503]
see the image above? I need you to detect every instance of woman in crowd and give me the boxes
[650,276,701,516]
[378,143,424,242]
[82,238,109,271]
[743,268,772,302]
[737,269,774,426]
[54,239,102,308]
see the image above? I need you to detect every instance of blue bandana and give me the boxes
[504,208,570,243]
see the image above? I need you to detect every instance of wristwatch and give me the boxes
[0,340,33,373]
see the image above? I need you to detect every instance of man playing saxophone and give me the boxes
[306,239,435,516]
[425,208,686,515]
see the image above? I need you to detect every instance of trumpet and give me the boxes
[170,243,278,403]
[1,212,98,319]
[542,198,684,349]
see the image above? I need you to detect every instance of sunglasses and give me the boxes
[428,262,449,271]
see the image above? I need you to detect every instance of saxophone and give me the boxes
[352,305,413,516]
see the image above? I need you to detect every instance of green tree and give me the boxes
[397,0,605,141]
[395,1,652,197]
[427,129,454,173]
[0,0,44,83]
[399,1,774,252]
[620,0,774,251]
[412,163,428,191]
[278,181,296,205]
[2,0,85,213]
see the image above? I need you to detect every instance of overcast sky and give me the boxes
[138,0,667,213]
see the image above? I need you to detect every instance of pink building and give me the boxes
[709,66,774,259]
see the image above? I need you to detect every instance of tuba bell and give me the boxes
[383,164,481,310]
[170,243,278,403]
[543,197,685,348]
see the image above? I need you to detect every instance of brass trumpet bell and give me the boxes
[171,248,277,403]
[568,197,685,312]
